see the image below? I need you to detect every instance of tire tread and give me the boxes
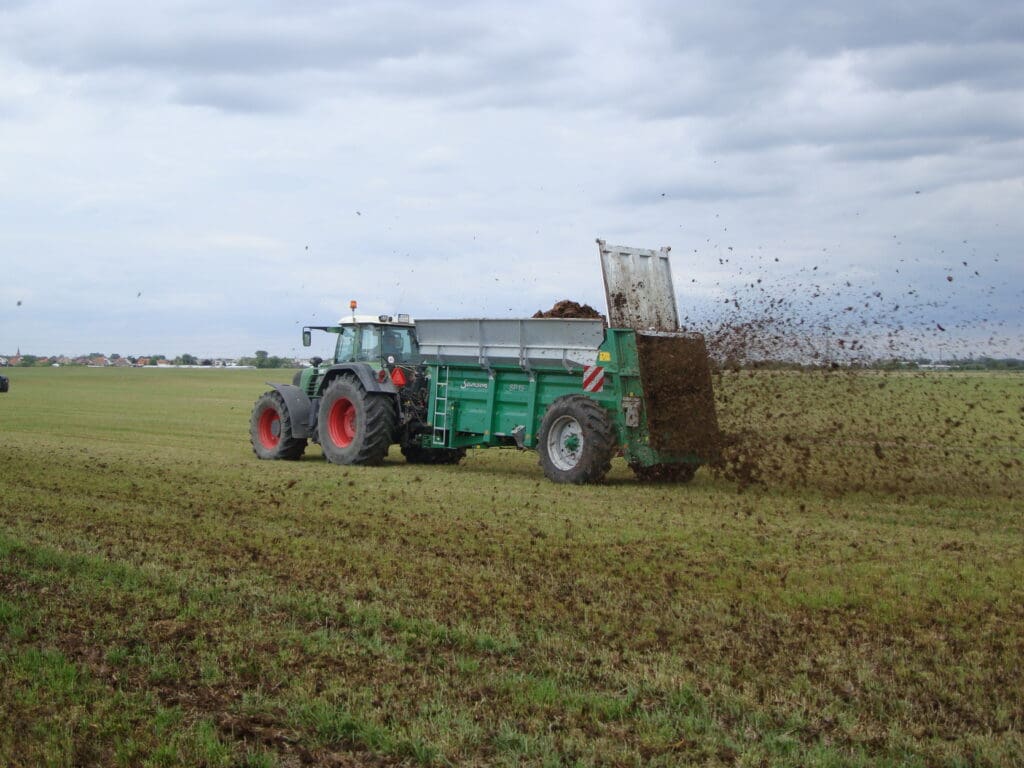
[319,376,397,465]
[250,390,307,460]
[537,395,616,484]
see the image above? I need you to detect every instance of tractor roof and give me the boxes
[338,314,414,327]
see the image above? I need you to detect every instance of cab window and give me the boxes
[334,327,355,363]
[382,327,418,363]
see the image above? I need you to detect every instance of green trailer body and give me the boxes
[416,322,721,473]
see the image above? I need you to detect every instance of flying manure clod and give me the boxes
[249,240,722,484]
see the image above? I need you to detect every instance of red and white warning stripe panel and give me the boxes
[582,365,605,392]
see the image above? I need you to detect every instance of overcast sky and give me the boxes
[1,0,1022,359]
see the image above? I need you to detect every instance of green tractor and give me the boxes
[249,241,721,483]
[250,304,464,467]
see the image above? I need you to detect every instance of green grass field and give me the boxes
[1,367,1022,767]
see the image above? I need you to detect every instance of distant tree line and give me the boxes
[236,350,300,369]
[946,357,1024,371]
[2,351,299,368]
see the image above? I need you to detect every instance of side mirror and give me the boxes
[302,330,311,347]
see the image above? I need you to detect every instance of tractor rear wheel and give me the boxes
[537,395,616,484]
[630,462,697,483]
[401,444,466,465]
[319,376,397,465]
[250,390,307,460]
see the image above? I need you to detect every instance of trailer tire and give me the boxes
[631,462,697,483]
[538,396,616,484]
[401,445,466,465]
[250,390,308,460]
[319,376,396,466]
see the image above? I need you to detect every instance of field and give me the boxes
[1,366,1022,767]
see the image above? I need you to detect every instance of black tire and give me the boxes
[250,390,307,460]
[318,376,397,465]
[630,462,697,483]
[537,395,617,484]
[401,444,466,465]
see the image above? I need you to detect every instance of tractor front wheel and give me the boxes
[318,377,397,465]
[537,395,616,484]
[250,390,307,460]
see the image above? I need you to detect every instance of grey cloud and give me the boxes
[718,116,1024,159]
[619,178,795,205]
[173,76,305,113]
[623,1,1024,130]
[704,90,1024,159]
[651,1,1024,58]
[5,1,1024,122]
[623,52,805,121]
[10,12,482,76]
[825,137,972,162]
[2,1,576,114]
[857,43,1024,92]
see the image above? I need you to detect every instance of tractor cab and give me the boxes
[332,315,419,366]
[302,308,420,371]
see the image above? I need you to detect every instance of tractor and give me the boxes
[250,304,464,467]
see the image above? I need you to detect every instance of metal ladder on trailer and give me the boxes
[431,365,450,447]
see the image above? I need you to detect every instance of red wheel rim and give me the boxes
[328,397,356,447]
[258,408,281,448]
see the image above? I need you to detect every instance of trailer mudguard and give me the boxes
[267,383,314,439]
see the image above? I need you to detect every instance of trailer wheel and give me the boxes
[250,390,307,460]
[538,396,616,484]
[631,462,697,483]
[319,376,396,465]
[401,445,466,465]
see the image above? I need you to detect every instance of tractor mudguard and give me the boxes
[266,383,314,439]
[318,364,400,396]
